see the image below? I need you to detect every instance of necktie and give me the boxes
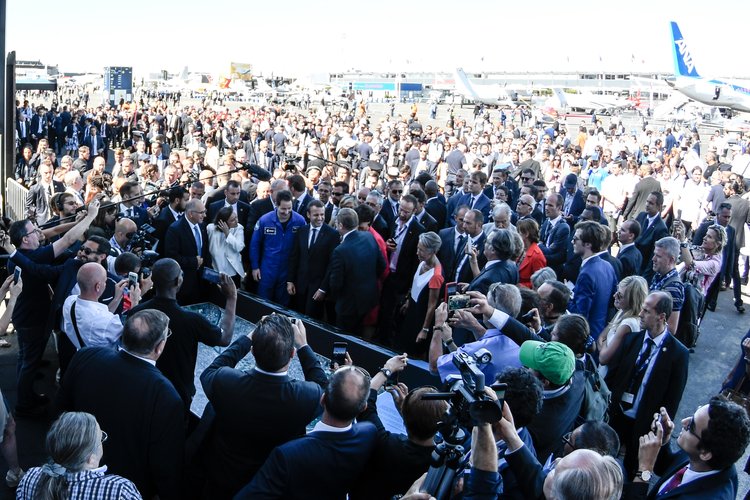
[626,338,655,405]
[470,196,476,208]
[309,228,318,249]
[659,466,688,495]
[293,199,300,212]
[455,234,467,255]
[394,202,399,217]
[193,225,202,256]
[47,185,52,197]
[128,208,133,219]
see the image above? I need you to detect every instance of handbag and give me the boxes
[721,375,750,414]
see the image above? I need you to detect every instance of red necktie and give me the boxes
[659,465,687,496]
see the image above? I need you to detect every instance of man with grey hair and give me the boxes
[63,169,84,206]
[365,190,390,242]
[164,198,210,305]
[59,309,184,499]
[429,283,523,382]
[317,208,386,335]
[484,202,515,236]
[648,236,683,334]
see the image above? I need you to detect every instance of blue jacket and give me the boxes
[250,210,306,274]
[569,255,617,339]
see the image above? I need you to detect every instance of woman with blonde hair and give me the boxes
[598,275,649,373]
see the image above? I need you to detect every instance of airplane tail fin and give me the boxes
[552,88,569,108]
[179,66,189,81]
[670,22,700,78]
[453,68,480,101]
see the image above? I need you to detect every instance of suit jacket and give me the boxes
[164,216,210,304]
[58,348,184,500]
[530,203,545,226]
[456,192,491,221]
[559,188,585,220]
[207,199,250,227]
[437,227,462,282]
[372,214,390,243]
[407,158,437,177]
[287,224,339,299]
[624,448,737,500]
[635,212,669,274]
[380,197,400,231]
[389,218,426,292]
[425,197,447,229]
[468,259,519,296]
[325,230,385,316]
[247,197,274,248]
[236,422,379,500]
[539,219,570,277]
[445,191,467,227]
[618,244,643,279]
[624,177,662,221]
[153,207,178,254]
[200,336,327,497]
[416,210,439,234]
[122,204,151,228]
[600,251,622,283]
[569,255,618,338]
[292,193,313,220]
[605,331,689,444]
[83,133,106,156]
[25,181,65,224]
[30,114,48,138]
[455,232,487,284]
[205,185,250,207]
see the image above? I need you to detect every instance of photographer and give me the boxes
[352,354,448,500]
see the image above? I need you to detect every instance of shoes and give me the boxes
[706,302,717,312]
[14,404,47,419]
[743,276,749,286]
[737,304,746,314]
[5,469,24,488]
[721,283,728,291]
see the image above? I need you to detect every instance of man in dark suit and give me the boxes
[153,186,189,254]
[118,181,153,228]
[288,174,312,220]
[380,179,404,232]
[319,208,385,334]
[164,199,210,305]
[437,206,469,282]
[82,125,106,159]
[568,221,618,340]
[366,191,390,243]
[29,107,48,148]
[539,193,570,278]
[235,365,377,499]
[560,174,585,227]
[623,164,661,221]
[635,191,669,278]
[408,145,437,177]
[626,397,750,500]
[379,195,425,343]
[200,313,328,499]
[617,219,643,278]
[424,180,447,229]
[207,180,250,227]
[58,309,184,499]
[605,291,689,477]
[287,200,339,320]
[25,162,64,225]
[467,228,519,296]
[453,170,492,222]
[454,209,487,284]
[410,188,439,233]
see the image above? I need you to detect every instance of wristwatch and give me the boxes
[379,367,392,378]
[636,470,652,482]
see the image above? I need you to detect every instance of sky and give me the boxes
[6,0,750,80]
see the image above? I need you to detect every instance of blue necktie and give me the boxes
[193,225,202,255]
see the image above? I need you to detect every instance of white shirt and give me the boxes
[119,347,156,366]
[389,216,413,272]
[311,420,352,434]
[62,296,123,350]
[340,228,356,243]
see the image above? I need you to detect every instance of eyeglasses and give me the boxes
[24,227,42,237]
[686,415,702,443]
[162,327,173,343]
[518,201,531,207]
[521,176,534,181]
[390,189,403,194]
[101,430,108,443]
[79,246,103,256]
[561,431,575,449]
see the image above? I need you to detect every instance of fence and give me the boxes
[5,178,28,222]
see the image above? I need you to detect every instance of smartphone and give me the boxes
[520,310,535,322]
[330,341,347,369]
[385,370,400,388]
[128,272,139,289]
[201,267,221,284]
[13,267,21,285]
[444,281,458,303]
[491,382,508,408]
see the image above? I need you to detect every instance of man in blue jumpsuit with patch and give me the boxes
[250,190,306,306]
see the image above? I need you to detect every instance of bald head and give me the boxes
[151,258,182,294]
[115,217,136,235]
[77,262,107,298]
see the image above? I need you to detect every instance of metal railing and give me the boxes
[5,178,28,222]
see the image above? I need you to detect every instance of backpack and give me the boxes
[579,354,611,423]
[675,282,704,349]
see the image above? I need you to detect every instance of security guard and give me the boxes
[250,190,306,305]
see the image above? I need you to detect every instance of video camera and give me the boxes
[128,223,159,254]
[138,249,159,279]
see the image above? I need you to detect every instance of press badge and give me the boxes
[621,392,635,404]
[265,227,276,235]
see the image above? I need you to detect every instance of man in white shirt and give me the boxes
[63,262,137,350]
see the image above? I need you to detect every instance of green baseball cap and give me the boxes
[519,341,575,386]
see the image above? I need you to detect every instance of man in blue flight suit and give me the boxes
[250,190,306,306]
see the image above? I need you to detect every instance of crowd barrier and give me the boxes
[5,178,28,222]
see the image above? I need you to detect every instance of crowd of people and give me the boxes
[1,87,750,499]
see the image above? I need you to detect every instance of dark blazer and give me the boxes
[437,227,462,282]
[389,218,426,292]
[125,204,151,228]
[200,336,327,498]
[445,191,466,227]
[606,330,689,467]
[292,193,313,220]
[325,230,385,317]
[468,259,519,296]
[503,441,546,500]
[25,181,65,220]
[236,422,379,500]
[635,212,669,274]
[82,133,106,156]
[416,210,439,234]
[624,176,661,221]
[425,197,447,229]
[569,255,617,338]
[530,203,545,226]
[455,232,487,284]
[205,185,250,207]
[247,197,274,232]
[30,114,48,138]
[58,348,184,500]
[559,188,585,220]
[624,448,737,500]
[164,216,210,305]
[153,207,178,254]
[407,158,437,177]
[324,201,335,225]
[380,197,400,231]
[618,244,643,279]
[455,192,491,222]
[372,214,390,243]
[600,251,622,283]
[207,199,250,227]
[287,224,339,305]
[539,219,570,277]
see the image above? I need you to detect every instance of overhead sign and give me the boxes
[104,66,133,105]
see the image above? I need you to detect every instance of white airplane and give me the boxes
[667,21,750,113]
[546,88,633,115]
[453,68,524,107]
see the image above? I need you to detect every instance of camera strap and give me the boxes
[69,299,86,349]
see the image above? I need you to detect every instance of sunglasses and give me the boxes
[79,246,103,256]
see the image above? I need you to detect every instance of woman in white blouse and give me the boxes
[207,206,245,287]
